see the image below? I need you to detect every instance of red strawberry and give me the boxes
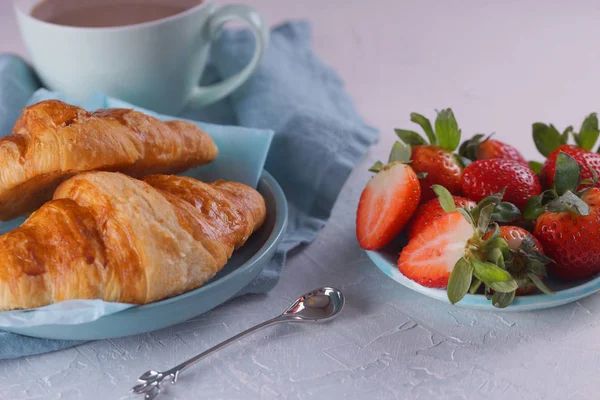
[398,211,474,288]
[356,142,420,250]
[394,109,465,203]
[534,187,600,280]
[532,113,600,190]
[526,151,600,281]
[406,196,476,240]
[398,186,530,308]
[461,159,542,210]
[459,134,528,165]
[539,145,600,190]
[410,146,463,203]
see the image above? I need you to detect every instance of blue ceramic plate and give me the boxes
[3,171,287,340]
[366,236,600,312]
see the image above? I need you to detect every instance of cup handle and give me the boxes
[188,4,268,107]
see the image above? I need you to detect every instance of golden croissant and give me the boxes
[0,100,218,220]
[0,171,266,311]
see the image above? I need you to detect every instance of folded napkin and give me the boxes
[0,21,378,359]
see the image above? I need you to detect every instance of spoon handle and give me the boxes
[166,315,287,381]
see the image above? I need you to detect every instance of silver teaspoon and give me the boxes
[131,286,345,399]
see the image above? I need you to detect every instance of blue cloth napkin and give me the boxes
[0,21,378,359]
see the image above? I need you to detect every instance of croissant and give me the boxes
[0,171,266,311]
[0,100,218,221]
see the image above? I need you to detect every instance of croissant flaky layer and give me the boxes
[0,172,266,310]
[0,100,218,220]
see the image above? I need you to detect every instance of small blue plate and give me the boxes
[366,236,600,312]
[4,171,287,340]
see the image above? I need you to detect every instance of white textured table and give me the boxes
[2,1,600,399]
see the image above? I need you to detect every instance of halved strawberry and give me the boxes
[532,113,600,189]
[459,134,528,165]
[394,109,466,203]
[398,211,474,288]
[406,196,476,240]
[356,142,421,250]
[398,186,544,308]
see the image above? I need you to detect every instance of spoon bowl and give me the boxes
[282,287,345,322]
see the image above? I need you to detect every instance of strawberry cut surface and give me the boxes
[398,211,474,288]
[356,163,420,250]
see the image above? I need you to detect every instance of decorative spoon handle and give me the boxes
[171,316,285,377]
[131,316,287,397]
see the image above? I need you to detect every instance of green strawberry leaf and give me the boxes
[388,141,412,164]
[478,191,505,207]
[542,189,558,203]
[528,161,544,175]
[469,278,482,294]
[518,237,554,265]
[577,113,599,151]
[410,113,436,145]
[477,203,495,235]
[488,279,519,293]
[432,184,456,212]
[527,260,548,276]
[519,235,536,252]
[368,160,384,173]
[394,129,427,146]
[457,207,475,225]
[484,284,493,300]
[533,123,562,157]
[564,191,590,215]
[580,176,595,185]
[416,172,429,179]
[458,134,485,161]
[554,152,580,195]
[546,190,590,216]
[492,290,516,308]
[471,190,504,222]
[523,195,543,220]
[483,223,501,243]
[528,273,554,295]
[486,246,506,270]
[491,202,521,223]
[481,235,506,252]
[447,257,473,304]
[549,124,563,141]
[582,166,600,186]
[472,259,513,285]
[435,109,461,152]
